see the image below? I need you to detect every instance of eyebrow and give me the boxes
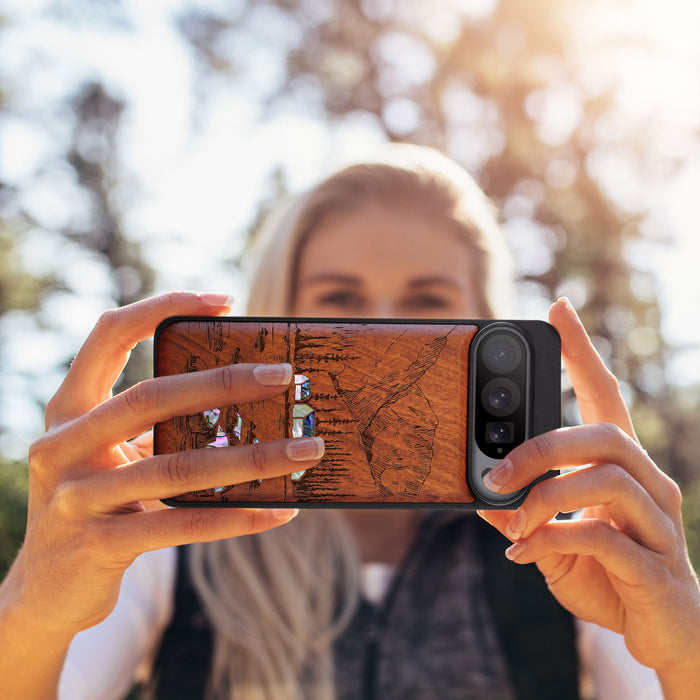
[301,274,462,290]
[302,273,362,286]
[407,277,462,290]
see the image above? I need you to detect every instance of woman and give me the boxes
[0,145,698,699]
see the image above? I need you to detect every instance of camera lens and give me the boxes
[482,334,523,374]
[489,387,510,411]
[486,421,514,444]
[481,378,521,417]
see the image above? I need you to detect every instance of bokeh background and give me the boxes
[1,0,700,575]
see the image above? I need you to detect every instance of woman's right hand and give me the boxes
[1,292,324,642]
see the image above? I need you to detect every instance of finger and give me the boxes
[548,298,636,439]
[127,430,153,459]
[110,506,301,558]
[120,431,152,461]
[47,292,235,424]
[476,509,516,539]
[503,464,676,554]
[119,441,143,462]
[483,423,681,515]
[66,362,293,456]
[87,437,325,507]
[503,517,662,587]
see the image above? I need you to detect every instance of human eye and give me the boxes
[402,294,452,313]
[315,289,366,311]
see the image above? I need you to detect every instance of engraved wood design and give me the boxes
[154,320,478,504]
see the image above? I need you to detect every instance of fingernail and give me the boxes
[254,363,293,386]
[506,509,527,540]
[199,293,236,308]
[483,460,512,493]
[273,508,299,521]
[286,436,325,462]
[557,296,578,319]
[505,541,527,561]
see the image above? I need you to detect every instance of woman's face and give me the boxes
[293,202,484,319]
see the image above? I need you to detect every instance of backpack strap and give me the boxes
[147,546,212,699]
[476,515,580,700]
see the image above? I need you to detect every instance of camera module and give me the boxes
[469,323,531,464]
[467,320,560,507]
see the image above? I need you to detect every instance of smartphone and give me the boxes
[153,317,560,509]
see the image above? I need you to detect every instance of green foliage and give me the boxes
[0,222,54,316]
[681,478,700,572]
[0,460,28,577]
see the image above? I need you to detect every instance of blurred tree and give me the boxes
[0,194,55,317]
[0,35,155,570]
[0,186,45,581]
[0,460,28,577]
[0,12,44,574]
[62,80,156,391]
[0,80,156,433]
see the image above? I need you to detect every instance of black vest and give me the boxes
[148,513,579,699]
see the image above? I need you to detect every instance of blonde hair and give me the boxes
[189,512,360,700]
[189,144,514,699]
[246,143,514,317]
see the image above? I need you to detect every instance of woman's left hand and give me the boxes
[478,298,700,695]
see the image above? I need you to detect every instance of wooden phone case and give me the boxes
[154,318,479,506]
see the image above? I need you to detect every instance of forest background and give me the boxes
[1,0,700,574]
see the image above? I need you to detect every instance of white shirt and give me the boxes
[59,548,176,700]
[59,548,663,700]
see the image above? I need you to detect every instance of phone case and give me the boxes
[154,317,560,508]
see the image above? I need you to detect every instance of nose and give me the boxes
[364,300,397,319]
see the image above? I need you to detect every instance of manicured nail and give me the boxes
[286,437,325,462]
[254,363,293,386]
[505,541,527,561]
[506,509,527,540]
[483,460,512,493]
[199,293,236,308]
[557,296,578,319]
[273,508,299,521]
